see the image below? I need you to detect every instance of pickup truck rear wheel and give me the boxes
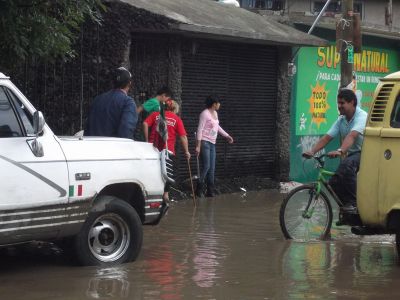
[75,196,143,266]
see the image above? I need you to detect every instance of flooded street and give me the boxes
[1,189,400,299]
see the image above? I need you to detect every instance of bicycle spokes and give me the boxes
[302,191,318,218]
[280,186,333,241]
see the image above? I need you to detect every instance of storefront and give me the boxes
[290,42,400,182]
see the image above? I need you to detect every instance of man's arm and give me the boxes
[327,130,360,157]
[303,134,333,157]
[118,101,137,139]
[195,111,206,156]
[143,112,156,142]
[143,122,149,142]
[179,135,191,160]
[136,105,143,114]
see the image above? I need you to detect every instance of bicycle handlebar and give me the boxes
[302,153,332,168]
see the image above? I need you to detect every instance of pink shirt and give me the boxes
[196,109,229,144]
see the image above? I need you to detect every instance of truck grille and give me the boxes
[160,150,175,184]
[370,84,394,123]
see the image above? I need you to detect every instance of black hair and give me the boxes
[113,67,132,89]
[205,95,220,108]
[156,86,172,97]
[337,88,357,107]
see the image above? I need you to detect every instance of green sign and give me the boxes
[290,45,400,183]
[294,45,399,136]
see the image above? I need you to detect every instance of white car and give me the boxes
[0,72,172,266]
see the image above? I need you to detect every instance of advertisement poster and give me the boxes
[295,45,399,136]
[290,45,399,183]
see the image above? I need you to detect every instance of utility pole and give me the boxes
[387,0,393,31]
[340,0,354,88]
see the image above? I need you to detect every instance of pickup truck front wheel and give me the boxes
[75,196,143,266]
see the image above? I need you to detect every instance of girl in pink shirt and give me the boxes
[195,95,233,197]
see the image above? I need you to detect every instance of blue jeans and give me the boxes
[329,152,360,206]
[200,140,216,186]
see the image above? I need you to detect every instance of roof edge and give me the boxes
[174,23,328,47]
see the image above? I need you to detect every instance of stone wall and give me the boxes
[275,46,292,181]
[2,1,291,183]
[6,1,181,136]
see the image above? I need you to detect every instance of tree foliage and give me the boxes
[0,0,105,69]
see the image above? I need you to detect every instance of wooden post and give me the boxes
[340,0,354,88]
[388,0,393,31]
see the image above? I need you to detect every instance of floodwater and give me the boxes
[1,190,400,299]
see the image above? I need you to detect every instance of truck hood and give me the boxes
[57,136,160,161]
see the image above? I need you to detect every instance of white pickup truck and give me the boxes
[0,72,172,266]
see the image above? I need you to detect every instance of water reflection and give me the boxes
[192,203,227,288]
[144,243,186,300]
[86,267,130,299]
[1,191,400,299]
[281,241,333,299]
[281,236,397,299]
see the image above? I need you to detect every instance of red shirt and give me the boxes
[144,111,187,154]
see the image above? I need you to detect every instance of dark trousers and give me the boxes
[329,152,360,206]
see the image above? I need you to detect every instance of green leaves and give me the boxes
[0,0,105,69]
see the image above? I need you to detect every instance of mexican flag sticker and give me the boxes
[69,185,83,197]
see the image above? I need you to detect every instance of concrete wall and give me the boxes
[286,0,312,13]
[364,2,386,26]
[391,2,400,28]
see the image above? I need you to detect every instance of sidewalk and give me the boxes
[170,176,279,201]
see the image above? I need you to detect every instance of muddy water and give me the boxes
[1,190,400,299]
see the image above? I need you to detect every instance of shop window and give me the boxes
[313,1,363,19]
[240,0,283,10]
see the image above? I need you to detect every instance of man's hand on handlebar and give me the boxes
[302,151,314,159]
[327,150,342,158]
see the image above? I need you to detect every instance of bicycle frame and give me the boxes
[311,156,345,208]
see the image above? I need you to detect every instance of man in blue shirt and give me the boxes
[86,67,138,139]
[303,89,368,213]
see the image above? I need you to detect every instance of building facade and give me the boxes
[241,0,400,182]
[8,0,324,189]
[241,0,399,30]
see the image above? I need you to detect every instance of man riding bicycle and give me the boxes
[303,89,368,214]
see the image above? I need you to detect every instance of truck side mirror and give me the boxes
[33,111,45,136]
[31,111,45,157]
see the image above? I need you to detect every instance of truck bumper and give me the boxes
[144,197,167,225]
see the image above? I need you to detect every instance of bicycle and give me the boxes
[279,154,356,241]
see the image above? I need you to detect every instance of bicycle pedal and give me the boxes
[335,220,345,226]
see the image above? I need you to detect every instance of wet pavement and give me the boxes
[1,189,400,299]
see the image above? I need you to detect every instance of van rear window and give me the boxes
[390,95,400,128]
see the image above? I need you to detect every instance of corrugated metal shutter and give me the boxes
[176,40,278,183]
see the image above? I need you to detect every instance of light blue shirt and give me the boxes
[327,106,368,153]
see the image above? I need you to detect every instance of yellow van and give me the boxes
[358,71,400,250]
[280,72,400,255]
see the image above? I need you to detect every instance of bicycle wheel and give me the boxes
[280,185,333,241]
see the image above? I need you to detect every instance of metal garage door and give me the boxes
[177,39,278,183]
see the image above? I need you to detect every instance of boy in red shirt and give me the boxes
[143,99,190,201]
